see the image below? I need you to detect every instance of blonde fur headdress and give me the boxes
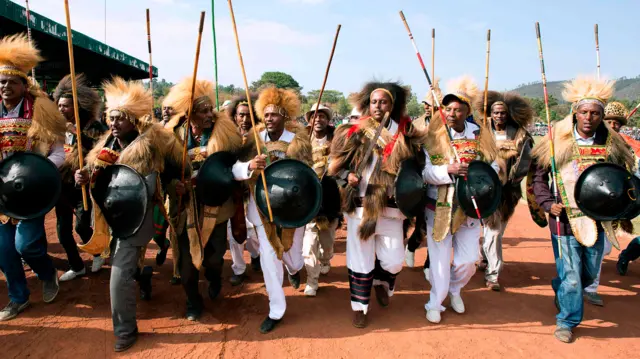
[422,77,443,107]
[561,76,615,110]
[162,77,215,117]
[103,77,152,125]
[255,86,300,120]
[0,34,42,82]
[443,76,479,110]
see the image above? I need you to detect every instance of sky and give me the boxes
[23,0,640,98]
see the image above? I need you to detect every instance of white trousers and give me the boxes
[303,218,339,289]
[227,219,260,276]
[481,220,507,282]
[425,209,481,312]
[584,238,613,294]
[346,214,404,314]
[246,196,304,320]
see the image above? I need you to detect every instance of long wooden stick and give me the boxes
[309,24,341,140]
[211,0,220,110]
[400,11,484,224]
[227,0,273,222]
[431,28,435,85]
[146,9,154,113]
[595,24,600,80]
[63,0,88,211]
[25,0,35,80]
[536,22,563,258]
[179,12,206,194]
[482,29,491,128]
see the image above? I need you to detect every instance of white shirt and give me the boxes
[233,128,296,181]
[573,125,596,145]
[421,121,499,225]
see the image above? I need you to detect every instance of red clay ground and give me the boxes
[1,204,639,358]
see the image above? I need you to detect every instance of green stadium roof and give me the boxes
[0,0,158,86]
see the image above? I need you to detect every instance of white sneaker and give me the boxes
[426,309,441,323]
[405,246,415,267]
[423,268,430,283]
[304,285,317,297]
[449,293,465,314]
[320,263,331,275]
[59,268,86,282]
[91,256,106,273]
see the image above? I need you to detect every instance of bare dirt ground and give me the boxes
[1,204,639,358]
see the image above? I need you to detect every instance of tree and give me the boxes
[406,91,424,118]
[251,71,302,92]
[306,89,343,104]
[336,97,351,116]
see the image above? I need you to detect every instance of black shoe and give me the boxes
[170,276,182,285]
[155,239,170,266]
[230,273,245,286]
[186,300,203,321]
[251,256,261,272]
[139,266,153,301]
[617,257,629,276]
[42,272,60,304]
[0,300,30,321]
[288,272,301,290]
[208,281,222,301]
[259,316,281,334]
[114,329,138,352]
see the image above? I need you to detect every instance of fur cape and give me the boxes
[328,116,427,240]
[26,87,67,157]
[530,114,635,235]
[86,121,186,177]
[474,91,534,228]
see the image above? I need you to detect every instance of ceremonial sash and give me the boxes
[556,138,618,248]
[430,138,479,242]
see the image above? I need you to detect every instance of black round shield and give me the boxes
[196,151,238,207]
[254,159,322,228]
[575,163,635,221]
[395,157,428,218]
[0,152,61,220]
[91,164,148,238]
[318,175,341,219]
[456,161,502,219]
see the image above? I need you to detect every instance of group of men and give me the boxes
[0,32,639,353]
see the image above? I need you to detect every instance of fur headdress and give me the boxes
[255,86,301,121]
[605,101,629,126]
[442,75,479,111]
[474,90,534,129]
[0,34,42,82]
[162,77,217,130]
[226,93,258,122]
[353,81,409,121]
[53,73,102,122]
[422,77,443,107]
[562,76,615,111]
[103,77,152,127]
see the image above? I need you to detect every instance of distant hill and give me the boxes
[510,77,640,101]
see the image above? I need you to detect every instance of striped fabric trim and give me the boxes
[348,268,374,305]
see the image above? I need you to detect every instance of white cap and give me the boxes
[349,107,361,117]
